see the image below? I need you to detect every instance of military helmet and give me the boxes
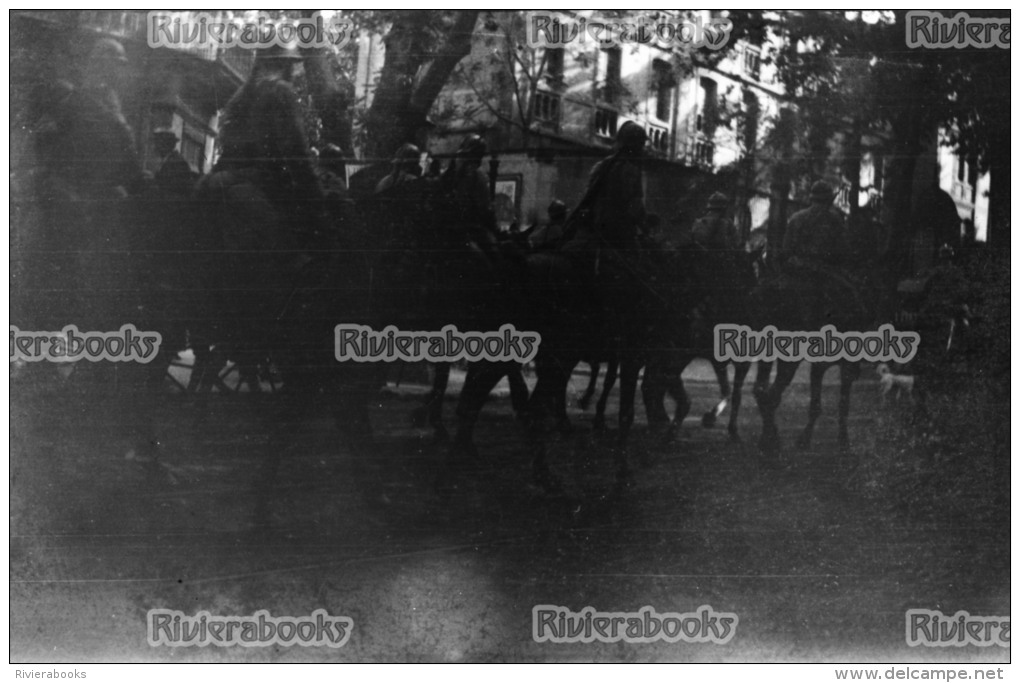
[393,143,422,165]
[152,127,179,141]
[616,121,648,149]
[548,199,567,221]
[90,38,129,65]
[810,180,834,201]
[255,42,303,64]
[320,143,346,161]
[457,134,488,160]
[707,192,729,210]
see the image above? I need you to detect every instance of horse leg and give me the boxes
[838,361,860,455]
[641,355,670,428]
[506,363,531,419]
[525,357,576,491]
[536,362,571,434]
[412,362,450,441]
[728,361,751,442]
[755,360,799,458]
[703,360,731,428]
[593,357,618,432]
[662,359,691,442]
[448,363,503,467]
[578,360,600,411]
[615,356,641,479]
[797,363,827,449]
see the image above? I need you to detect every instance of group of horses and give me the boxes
[24,157,902,497]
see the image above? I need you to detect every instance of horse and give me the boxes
[585,247,760,443]
[748,260,881,460]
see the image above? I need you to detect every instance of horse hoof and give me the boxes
[728,429,741,444]
[592,417,606,433]
[556,419,573,435]
[702,412,717,428]
[795,433,812,450]
[578,397,591,411]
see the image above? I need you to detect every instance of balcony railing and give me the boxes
[682,134,715,169]
[532,90,561,131]
[646,123,669,155]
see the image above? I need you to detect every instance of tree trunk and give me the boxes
[986,133,1009,255]
[884,111,923,278]
[365,11,479,160]
[302,45,354,154]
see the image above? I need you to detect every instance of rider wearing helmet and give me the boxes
[779,180,854,323]
[693,192,740,251]
[375,143,423,195]
[215,43,323,227]
[582,120,648,251]
[782,180,849,272]
[445,134,499,255]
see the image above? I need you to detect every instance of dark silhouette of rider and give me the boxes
[215,43,325,251]
[781,180,852,324]
[152,127,194,196]
[527,199,568,250]
[443,134,500,259]
[693,192,740,251]
[782,181,849,272]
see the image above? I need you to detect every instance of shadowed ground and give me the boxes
[10,360,1010,662]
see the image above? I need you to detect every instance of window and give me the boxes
[743,46,761,80]
[179,122,204,174]
[647,124,669,154]
[597,47,623,102]
[544,47,564,84]
[594,107,618,139]
[533,90,561,128]
[697,77,718,136]
[653,59,676,122]
[741,90,760,150]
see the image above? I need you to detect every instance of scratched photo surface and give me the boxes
[10,10,1010,663]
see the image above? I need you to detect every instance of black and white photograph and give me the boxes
[8,9,1011,671]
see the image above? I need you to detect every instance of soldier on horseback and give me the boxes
[779,180,853,323]
[442,134,500,259]
[693,192,740,252]
[567,120,648,254]
[31,37,145,329]
[781,181,850,274]
[212,43,326,253]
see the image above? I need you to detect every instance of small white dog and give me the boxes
[876,363,914,404]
